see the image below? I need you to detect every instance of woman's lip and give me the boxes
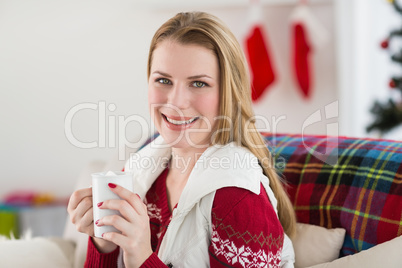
[162,113,199,130]
[162,114,197,121]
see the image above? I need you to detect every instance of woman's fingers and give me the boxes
[71,195,92,221]
[98,199,137,223]
[73,196,93,232]
[101,231,131,250]
[96,214,131,235]
[98,196,147,227]
[81,206,95,234]
[67,187,92,212]
[95,184,152,267]
[107,183,147,215]
[67,187,95,236]
[96,184,150,237]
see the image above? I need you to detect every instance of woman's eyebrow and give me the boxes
[152,71,213,80]
[152,71,172,78]
[187,74,213,80]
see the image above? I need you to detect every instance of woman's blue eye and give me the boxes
[193,81,206,88]
[158,78,171,85]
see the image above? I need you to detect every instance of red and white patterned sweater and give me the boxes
[85,168,284,267]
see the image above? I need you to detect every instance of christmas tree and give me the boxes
[366,0,402,135]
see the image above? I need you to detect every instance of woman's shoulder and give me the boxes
[209,184,285,266]
[212,184,282,229]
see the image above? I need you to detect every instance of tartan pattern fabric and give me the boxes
[263,133,402,256]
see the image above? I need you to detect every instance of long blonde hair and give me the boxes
[147,12,296,237]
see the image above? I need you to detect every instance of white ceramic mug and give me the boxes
[91,171,133,238]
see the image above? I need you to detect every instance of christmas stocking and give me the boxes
[245,3,276,102]
[292,22,311,98]
[290,3,329,99]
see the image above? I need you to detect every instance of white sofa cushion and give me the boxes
[292,223,346,268]
[0,237,75,268]
[310,235,402,268]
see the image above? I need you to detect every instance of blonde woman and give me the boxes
[68,11,296,268]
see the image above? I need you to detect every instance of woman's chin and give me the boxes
[159,131,210,150]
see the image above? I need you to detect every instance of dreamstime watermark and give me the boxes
[64,100,339,166]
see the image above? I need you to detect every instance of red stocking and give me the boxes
[290,4,329,99]
[245,25,276,102]
[292,22,312,98]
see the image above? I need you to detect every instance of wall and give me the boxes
[0,0,398,200]
[335,0,402,139]
[0,0,156,199]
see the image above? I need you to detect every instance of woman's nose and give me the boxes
[168,83,189,110]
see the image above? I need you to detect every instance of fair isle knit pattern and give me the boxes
[146,203,162,221]
[211,225,282,267]
[211,212,284,249]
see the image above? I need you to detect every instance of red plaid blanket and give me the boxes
[263,133,402,256]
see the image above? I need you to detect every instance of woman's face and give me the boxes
[148,40,220,149]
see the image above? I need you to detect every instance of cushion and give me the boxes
[310,235,402,268]
[292,223,345,268]
[0,237,75,267]
[263,133,402,256]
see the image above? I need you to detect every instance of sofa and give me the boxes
[264,133,402,267]
[1,133,401,268]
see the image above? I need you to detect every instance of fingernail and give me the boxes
[136,194,141,200]
[95,220,99,225]
[102,233,104,238]
[108,183,116,188]
[97,202,103,207]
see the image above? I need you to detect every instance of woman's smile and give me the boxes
[162,113,200,130]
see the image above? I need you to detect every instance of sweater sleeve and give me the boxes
[84,237,120,268]
[84,237,168,268]
[208,184,284,267]
[139,253,169,268]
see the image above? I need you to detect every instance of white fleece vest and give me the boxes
[118,136,295,268]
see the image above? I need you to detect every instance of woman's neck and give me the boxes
[169,147,207,179]
[165,147,208,211]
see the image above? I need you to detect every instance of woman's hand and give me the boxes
[96,183,153,268]
[67,187,117,253]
